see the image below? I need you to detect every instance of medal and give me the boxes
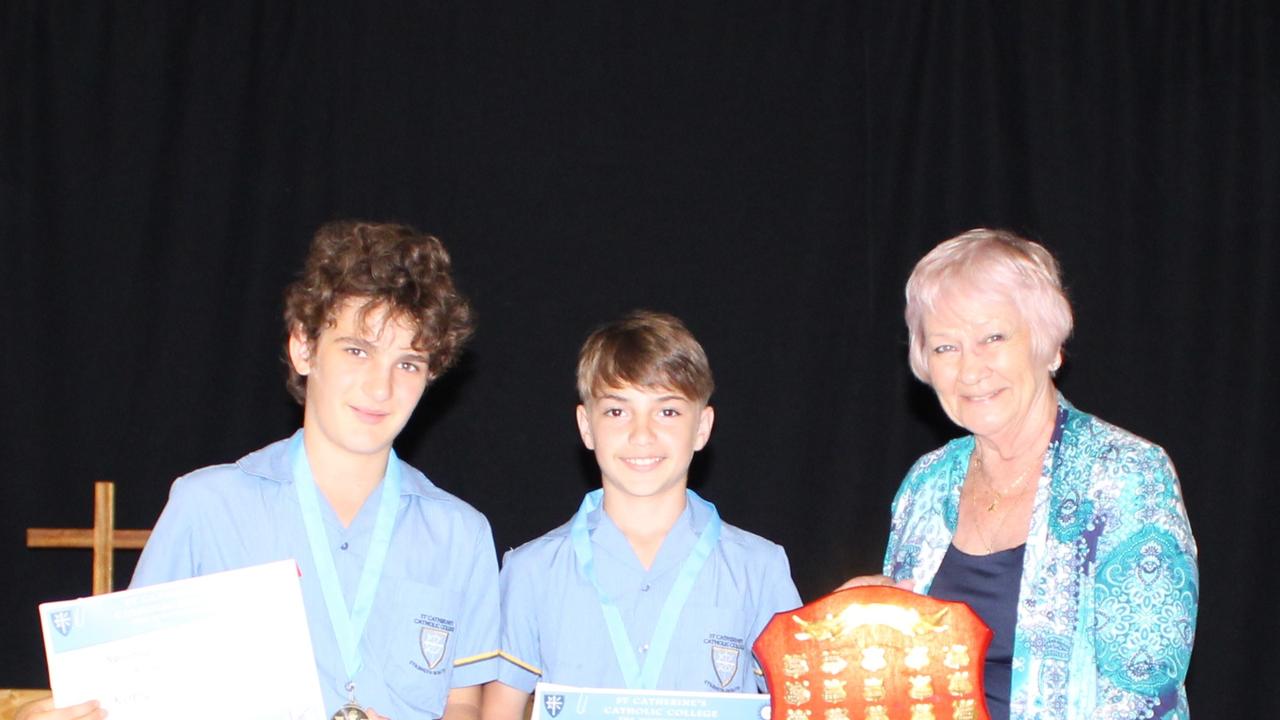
[331,682,369,720]
[291,434,402,719]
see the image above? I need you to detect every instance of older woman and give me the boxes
[843,229,1197,720]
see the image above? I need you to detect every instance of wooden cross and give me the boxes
[26,481,151,595]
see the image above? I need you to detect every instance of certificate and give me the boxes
[40,560,325,720]
[531,682,772,720]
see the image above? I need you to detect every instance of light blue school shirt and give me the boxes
[496,492,802,693]
[131,431,501,719]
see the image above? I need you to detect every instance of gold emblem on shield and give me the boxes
[784,654,810,679]
[943,644,969,670]
[909,703,936,720]
[785,681,812,705]
[947,671,973,696]
[904,646,929,670]
[822,679,847,703]
[820,650,848,675]
[907,675,933,700]
[859,647,887,672]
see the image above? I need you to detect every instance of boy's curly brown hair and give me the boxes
[282,220,474,404]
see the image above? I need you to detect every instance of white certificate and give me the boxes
[40,559,325,720]
[531,682,772,720]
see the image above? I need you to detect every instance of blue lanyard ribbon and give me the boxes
[290,433,402,683]
[569,489,722,689]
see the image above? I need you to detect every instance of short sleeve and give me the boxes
[749,543,802,691]
[130,474,203,587]
[495,546,544,692]
[449,515,503,688]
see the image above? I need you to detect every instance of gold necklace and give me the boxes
[969,489,1008,554]
[967,477,1033,553]
[973,447,1037,512]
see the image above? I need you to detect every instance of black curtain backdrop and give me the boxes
[3,2,1275,715]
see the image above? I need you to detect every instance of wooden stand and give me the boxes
[26,481,151,595]
[1,689,52,720]
[6,482,153,718]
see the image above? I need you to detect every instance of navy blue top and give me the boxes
[928,543,1025,720]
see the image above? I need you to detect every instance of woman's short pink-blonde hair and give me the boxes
[904,228,1073,383]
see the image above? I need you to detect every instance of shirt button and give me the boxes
[340,542,349,550]
[640,583,651,592]
[639,643,649,653]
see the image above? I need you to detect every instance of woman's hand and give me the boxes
[14,698,105,720]
[836,574,916,591]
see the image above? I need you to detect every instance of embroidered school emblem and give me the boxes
[543,694,565,718]
[712,643,741,688]
[419,627,450,669]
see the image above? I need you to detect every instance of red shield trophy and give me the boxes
[754,587,991,720]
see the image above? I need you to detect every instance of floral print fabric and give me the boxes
[884,396,1197,719]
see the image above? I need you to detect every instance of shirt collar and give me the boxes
[238,428,437,499]
[588,489,712,575]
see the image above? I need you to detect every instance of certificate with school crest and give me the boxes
[39,560,325,720]
[532,682,771,720]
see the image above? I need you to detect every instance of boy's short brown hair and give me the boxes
[282,220,474,404]
[576,310,715,405]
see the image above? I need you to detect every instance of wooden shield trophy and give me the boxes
[754,586,992,720]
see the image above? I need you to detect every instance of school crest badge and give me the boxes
[543,693,565,718]
[419,626,450,669]
[50,609,74,637]
[754,586,993,720]
[712,644,740,688]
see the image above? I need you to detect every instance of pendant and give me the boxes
[332,683,369,720]
[332,704,369,720]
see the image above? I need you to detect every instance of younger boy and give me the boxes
[484,311,801,719]
[23,221,500,720]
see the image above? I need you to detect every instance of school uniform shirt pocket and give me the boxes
[544,604,614,686]
[382,578,463,716]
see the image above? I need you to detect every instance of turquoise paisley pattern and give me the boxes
[883,396,1198,719]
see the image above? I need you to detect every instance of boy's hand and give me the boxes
[15,698,106,720]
